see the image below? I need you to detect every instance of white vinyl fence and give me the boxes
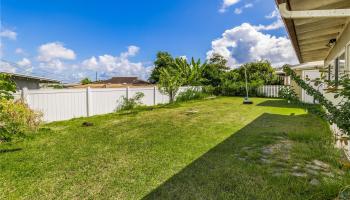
[15,86,194,122]
[257,85,285,98]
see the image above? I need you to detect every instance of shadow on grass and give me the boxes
[117,103,183,116]
[256,100,304,108]
[0,148,22,154]
[142,112,332,200]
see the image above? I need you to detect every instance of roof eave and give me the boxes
[275,0,303,64]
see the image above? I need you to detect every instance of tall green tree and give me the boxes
[202,54,229,86]
[149,51,174,83]
[0,74,16,100]
[236,60,279,85]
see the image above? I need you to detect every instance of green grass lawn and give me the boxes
[1,97,349,199]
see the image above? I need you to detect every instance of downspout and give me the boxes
[279,3,350,19]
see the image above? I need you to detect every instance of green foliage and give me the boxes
[51,84,65,89]
[175,88,208,103]
[0,73,16,100]
[279,86,299,103]
[149,51,174,83]
[202,54,229,87]
[217,69,265,96]
[204,60,281,97]
[237,60,281,85]
[202,85,216,95]
[174,57,206,86]
[0,99,42,141]
[117,92,145,111]
[151,52,283,99]
[158,67,183,103]
[81,77,92,85]
[283,65,349,135]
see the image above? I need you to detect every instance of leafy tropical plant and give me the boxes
[0,73,16,100]
[173,57,206,86]
[158,67,184,103]
[278,86,299,103]
[0,99,42,141]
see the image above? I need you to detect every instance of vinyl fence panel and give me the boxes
[258,85,285,98]
[16,86,193,122]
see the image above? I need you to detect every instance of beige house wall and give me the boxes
[325,23,350,68]
[290,70,302,99]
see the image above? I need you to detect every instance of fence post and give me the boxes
[86,87,92,117]
[126,86,129,99]
[153,86,156,105]
[21,87,29,103]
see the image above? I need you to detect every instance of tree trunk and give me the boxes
[169,90,174,103]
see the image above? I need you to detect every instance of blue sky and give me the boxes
[0,0,297,82]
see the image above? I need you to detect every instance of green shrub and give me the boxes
[218,80,263,97]
[117,92,145,111]
[0,99,42,142]
[176,88,208,103]
[202,85,215,95]
[279,86,299,103]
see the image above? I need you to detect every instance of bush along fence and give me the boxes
[15,86,194,122]
[283,66,350,158]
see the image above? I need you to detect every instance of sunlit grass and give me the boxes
[0,97,349,199]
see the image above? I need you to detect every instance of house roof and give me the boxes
[275,0,350,63]
[1,71,61,83]
[97,77,150,85]
[291,61,324,71]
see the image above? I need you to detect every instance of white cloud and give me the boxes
[39,59,65,71]
[0,60,16,73]
[82,56,99,70]
[207,23,298,68]
[37,42,76,62]
[234,8,242,15]
[17,58,31,67]
[253,19,284,31]
[121,45,140,58]
[219,0,240,13]
[244,3,253,8]
[179,55,188,60]
[15,48,26,55]
[81,46,151,80]
[0,29,17,40]
[233,2,254,15]
[265,9,279,19]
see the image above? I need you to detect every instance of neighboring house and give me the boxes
[98,77,150,85]
[276,0,350,104]
[0,72,60,90]
[72,77,151,88]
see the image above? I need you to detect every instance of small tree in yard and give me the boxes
[0,73,16,100]
[158,67,183,103]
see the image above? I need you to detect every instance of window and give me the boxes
[329,60,336,81]
[338,52,346,77]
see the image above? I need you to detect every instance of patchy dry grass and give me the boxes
[0,97,349,199]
